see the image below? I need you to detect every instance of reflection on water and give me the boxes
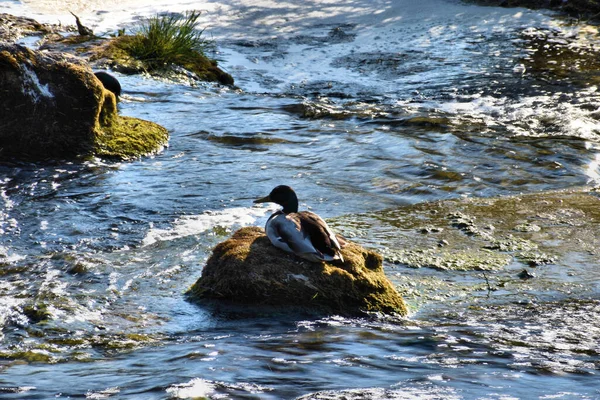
[2,0,600,398]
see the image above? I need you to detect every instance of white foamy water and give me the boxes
[166,378,216,399]
[11,0,597,146]
[142,205,276,246]
[6,0,554,93]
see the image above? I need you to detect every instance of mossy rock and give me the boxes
[22,302,52,324]
[95,114,169,160]
[40,34,234,84]
[0,43,168,161]
[88,35,234,85]
[87,36,147,74]
[187,227,408,316]
[2,13,233,85]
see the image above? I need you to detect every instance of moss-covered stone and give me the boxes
[0,43,168,161]
[95,115,169,160]
[22,303,52,324]
[91,35,234,84]
[187,227,407,316]
[87,36,146,74]
[1,13,233,85]
[485,235,538,252]
[0,350,55,363]
[516,251,557,266]
[46,33,234,84]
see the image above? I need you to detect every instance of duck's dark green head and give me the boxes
[254,185,299,214]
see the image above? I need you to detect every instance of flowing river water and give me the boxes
[2,0,600,398]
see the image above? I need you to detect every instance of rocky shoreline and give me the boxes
[0,13,233,84]
[0,12,234,161]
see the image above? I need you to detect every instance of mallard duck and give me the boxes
[254,185,344,263]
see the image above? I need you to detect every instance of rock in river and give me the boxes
[0,43,168,161]
[188,227,408,316]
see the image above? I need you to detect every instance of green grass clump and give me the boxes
[124,10,211,70]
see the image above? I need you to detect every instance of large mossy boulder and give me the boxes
[0,43,168,160]
[188,227,408,316]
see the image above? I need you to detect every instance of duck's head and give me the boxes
[254,185,299,214]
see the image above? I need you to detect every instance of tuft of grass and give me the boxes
[123,10,212,70]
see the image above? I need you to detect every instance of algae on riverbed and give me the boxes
[385,248,511,271]
[519,25,600,87]
[331,188,600,305]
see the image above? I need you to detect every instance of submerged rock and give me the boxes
[188,227,408,316]
[470,0,600,20]
[0,43,168,160]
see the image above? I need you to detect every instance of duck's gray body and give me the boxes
[265,210,343,262]
[255,186,344,263]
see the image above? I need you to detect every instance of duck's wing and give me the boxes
[296,211,343,260]
[266,212,343,261]
[266,212,312,255]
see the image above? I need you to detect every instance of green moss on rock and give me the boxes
[188,227,407,316]
[0,13,58,42]
[91,35,234,84]
[0,43,168,161]
[485,235,539,252]
[468,0,600,20]
[385,248,511,271]
[0,350,54,363]
[89,36,148,74]
[95,115,169,160]
[516,251,557,266]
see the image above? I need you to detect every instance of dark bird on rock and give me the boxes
[70,11,93,36]
[254,185,344,262]
[94,71,121,99]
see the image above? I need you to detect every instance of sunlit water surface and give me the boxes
[1,0,600,398]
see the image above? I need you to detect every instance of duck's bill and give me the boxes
[253,195,271,204]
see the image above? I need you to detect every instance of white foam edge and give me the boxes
[142,204,278,247]
[165,378,216,399]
